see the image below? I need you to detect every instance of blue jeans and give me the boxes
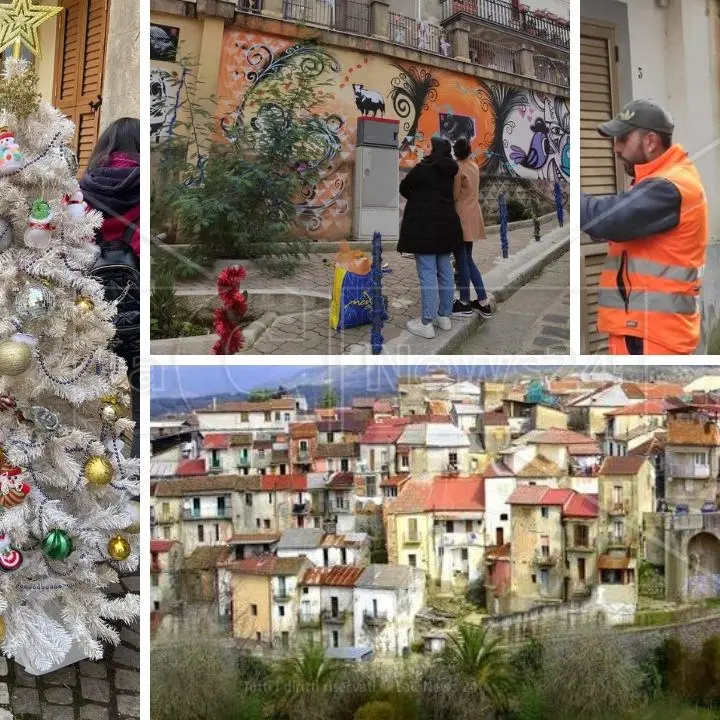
[453,242,488,303]
[415,253,454,322]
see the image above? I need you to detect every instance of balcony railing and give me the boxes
[292,503,310,515]
[440,532,482,547]
[441,0,569,49]
[389,13,446,56]
[183,507,231,520]
[274,590,292,602]
[469,38,517,75]
[282,0,370,35]
[296,451,311,464]
[237,0,263,13]
[363,611,389,627]
[606,533,630,549]
[298,613,321,629]
[533,53,569,87]
[321,609,348,624]
[566,537,596,553]
[532,549,557,567]
[403,532,422,545]
[570,582,592,598]
[608,501,630,517]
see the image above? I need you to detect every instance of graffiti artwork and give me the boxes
[150,67,180,143]
[215,30,570,240]
[150,24,180,62]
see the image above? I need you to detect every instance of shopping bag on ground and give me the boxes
[334,241,371,275]
[330,265,374,330]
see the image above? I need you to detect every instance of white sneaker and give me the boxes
[434,316,452,331]
[407,318,435,339]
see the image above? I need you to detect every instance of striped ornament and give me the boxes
[0,470,29,508]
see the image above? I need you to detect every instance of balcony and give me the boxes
[566,537,596,553]
[182,507,231,520]
[155,512,178,524]
[330,503,352,515]
[607,501,630,517]
[274,590,292,603]
[292,503,310,515]
[570,582,592,598]
[363,611,389,627]
[440,532,482,547]
[669,463,710,479]
[237,456,250,468]
[208,461,223,474]
[441,0,569,49]
[606,533,631,549]
[282,0,370,35]
[532,549,557,567]
[403,532,422,545]
[296,451,312,464]
[321,609,348,624]
[298,614,321,629]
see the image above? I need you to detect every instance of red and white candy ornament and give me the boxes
[0,532,22,571]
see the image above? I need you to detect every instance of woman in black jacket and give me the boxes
[398,136,463,339]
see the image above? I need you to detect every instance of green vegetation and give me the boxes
[638,561,666,600]
[151,632,720,720]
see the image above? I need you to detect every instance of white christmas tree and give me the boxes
[0,55,139,673]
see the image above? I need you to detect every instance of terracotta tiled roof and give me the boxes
[598,553,632,570]
[361,424,406,444]
[184,545,230,571]
[380,475,408,487]
[299,565,365,587]
[176,458,206,476]
[352,397,376,409]
[290,423,317,439]
[327,472,354,489]
[317,418,368,434]
[202,434,230,450]
[224,554,308,576]
[482,461,514,478]
[568,443,601,455]
[150,540,178,553]
[483,411,509,426]
[485,543,511,560]
[629,434,667,456]
[605,400,670,417]
[622,382,685,400]
[527,428,595,445]
[516,455,564,478]
[315,443,359,459]
[507,486,572,506]
[387,479,433,514]
[320,533,368,548]
[200,399,296,412]
[563,493,599,518]
[667,418,720,446]
[373,400,393,413]
[261,474,307,491]
[599,456,647,475]
[428,476,484,511]
[154,475,247,496]
[227,533,280,544]
[428,401,451,415]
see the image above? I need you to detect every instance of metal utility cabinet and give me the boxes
[352,117,400,241]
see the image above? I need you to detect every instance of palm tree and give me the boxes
[440,623,513,713]
[281,644,344,691]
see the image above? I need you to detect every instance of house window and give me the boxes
[341,548,347,564]
[251,604,258,616]
[163,526,170,539]
[154,601,160,611]
[539,569,549,585]
[381,450,388,465]
[401,455,409,469]
[541,507,549,519]
[241,413,249,422]
[332,631,339,648]
[256,519,261,528]
[255,632,261,643]
[275,412,281,421]
[335,492,344,509]
[215,524,220,542]
[268,493,273,503]
[279,605,285,617]
[540,536,550,556]
[612,486,622,505]
[264,412,271,421]
[465,520,473,533]
[695,452,707,465]
[285,413,291,421]
[578,557,586,582]
[323,549,329,567]
[531,573,537,583]
[300,441,308,452]
[613,520,624,539]
[366,476,376,496]
[449,452,458,467]
[303,587,308,595]
[461,549,468,561]
[192,498,200,516]
[151,574,159,587]
[370,449,376,470]
[574,525,589,547]
[408,554,417,567]
[264,519,271,529]
[408,518,418,541]
[446,521,454,533]
[500,513,508,521]
[327,432,335,443]
[246,494,253,506]
[341,458,349,472]
[197,525,204,542]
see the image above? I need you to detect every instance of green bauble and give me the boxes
[42,529,73,560]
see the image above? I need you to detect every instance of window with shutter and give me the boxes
[53,0,108,175]
[580,21,624,354]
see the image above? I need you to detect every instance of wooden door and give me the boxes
[53,0,109,174]
[580,20,623,354]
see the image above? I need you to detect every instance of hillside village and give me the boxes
[150,369,720,659]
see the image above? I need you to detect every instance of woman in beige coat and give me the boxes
[451,138,494,318]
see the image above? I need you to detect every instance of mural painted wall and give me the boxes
[209,30,570,240]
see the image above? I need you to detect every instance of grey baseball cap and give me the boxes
[597,99,674,137]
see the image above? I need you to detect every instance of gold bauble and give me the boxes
[108,535,131,561]
[0,615,5,641]
[75,296,94,313]
[84,456,114,485]
[100,404,119,424]
[0,340,31,376]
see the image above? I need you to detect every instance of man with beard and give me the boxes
[580,99,708,355]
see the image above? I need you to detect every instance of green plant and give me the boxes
[411,641,424,654]
[465,578,486,607]
[638,561,666,600]
[150,270,209,340]
[506,198,530,222]
[354,701,398,720]
[512,636,544,676]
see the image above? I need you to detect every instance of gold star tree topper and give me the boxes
[0,0,63,59]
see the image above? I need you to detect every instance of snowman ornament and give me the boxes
[63,190,88,220]
[24,199,55,249]
[0,129,24,175]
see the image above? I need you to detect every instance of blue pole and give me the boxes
[371,231,384,355]
[499,193,508,259]
[554,181,564,227]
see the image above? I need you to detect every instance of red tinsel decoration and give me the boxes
[211,265,248,355]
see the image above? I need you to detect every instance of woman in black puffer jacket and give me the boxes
[398,136,463,340]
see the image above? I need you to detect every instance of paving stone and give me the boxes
[14,667,37,687]
[541,324,570,338]
[116,693,140,717]
[80,704,109,720]
[112,647,139,670]
[42,704,74,720]
[0,684,8,705]
[544,313,569,323]
[44,666,77,686]
[113,669,139,693]
[534,336,564,348]
[44,686,74,704]
[80,676,110,704]
[119,628,140,649]
[79,662,107,679]
[12,687,41,714]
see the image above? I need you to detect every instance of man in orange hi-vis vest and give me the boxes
[580,99,708,355]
